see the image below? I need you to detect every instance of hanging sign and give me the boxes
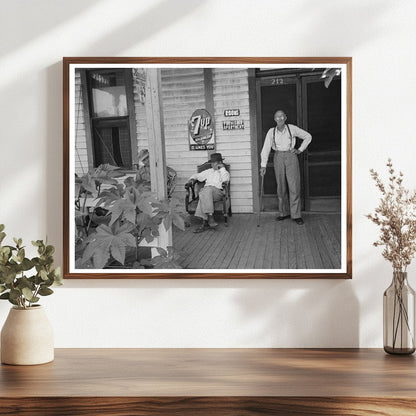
[223,120,245,130]
[188,109,215,151]
[224,109,240,117]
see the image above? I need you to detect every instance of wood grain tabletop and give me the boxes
[1,348,415,415]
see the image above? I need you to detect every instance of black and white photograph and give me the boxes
[64,58,352,278]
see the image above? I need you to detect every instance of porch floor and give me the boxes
[173,213,341,270]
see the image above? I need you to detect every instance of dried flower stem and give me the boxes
[366,159,416,272]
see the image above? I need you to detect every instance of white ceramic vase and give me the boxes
[1,305,54,365]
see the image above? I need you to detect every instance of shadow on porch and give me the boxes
[173,213,341,270]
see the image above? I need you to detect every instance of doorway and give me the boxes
[256,69,341,212]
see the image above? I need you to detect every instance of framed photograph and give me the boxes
[63,57,352,279]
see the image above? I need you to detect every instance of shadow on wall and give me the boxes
[292,0,393,51]
[84,0,204,55]
[1,0,101,56]
[233,280,359,348]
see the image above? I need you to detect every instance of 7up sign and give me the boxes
[188,109,215,151]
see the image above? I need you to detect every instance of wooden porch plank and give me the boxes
[271,216,283,269]
[236,216,259,269]
[181,225,216,268]
[173,213,342,270]
[228,215,257,269]
[199,222,239,269]
[189,229,223,268]
[245,216,265,269]
[288,222,297,269]
[305,216,324,269]
[293,221,307,269]
[279,221,289,269]
[298,220,315,269]
[218,215,249,269]
[316,215,339,268]
[262,215,276,269]
[310,216,335,269]
[320,215,341,268]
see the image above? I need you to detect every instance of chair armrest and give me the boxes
[185,179,197,212]
[184,178,197,190]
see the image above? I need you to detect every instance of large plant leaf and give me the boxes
[135,213,160,243]
[142,246,182,269]
[108,198,136,226]
[81,224,136,268]
[95,184,125,208]
[153,198,186,231]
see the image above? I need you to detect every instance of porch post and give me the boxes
[145,69,171,249]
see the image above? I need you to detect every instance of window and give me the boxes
[87,69,135,169]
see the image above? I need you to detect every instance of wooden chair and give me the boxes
[184,162,232,226]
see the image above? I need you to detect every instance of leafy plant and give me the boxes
[75,165,185,269]
[0,224,62,309]
[141,246,182,269]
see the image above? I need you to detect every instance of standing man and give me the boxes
[260,110,312,225]
[189,153,230,233]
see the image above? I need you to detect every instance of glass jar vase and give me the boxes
[383,271,415,355]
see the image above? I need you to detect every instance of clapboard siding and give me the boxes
[213,68,252,213]
[74,70,89,176]
[160,68,206,204]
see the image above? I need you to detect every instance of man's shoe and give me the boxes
[193,223,209,233]
[276,215,290,221]
[207,215,218,228]
[293,218,304,225]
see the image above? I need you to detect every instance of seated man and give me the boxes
[189,153,230,233]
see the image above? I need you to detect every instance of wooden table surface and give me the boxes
[1,348,415,415]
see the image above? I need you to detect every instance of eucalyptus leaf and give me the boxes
[22,287,34,301]
[9,298,18,305]
[9,288,21,301]
[20,258,34,271]
[39,269,48,281]
[45,245,55,256]
[17,248,25,263]
[1,271,16,285]
[38,287,54,296]
[17,276,35,290]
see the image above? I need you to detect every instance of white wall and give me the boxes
[0,0,415,347]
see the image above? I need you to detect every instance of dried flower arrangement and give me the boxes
[366,159,416,272]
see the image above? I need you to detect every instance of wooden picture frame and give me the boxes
[63,57,352,279]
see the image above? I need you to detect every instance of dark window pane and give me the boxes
[92,121,131,168]
[306,79,341,153]
[308,163,341,197]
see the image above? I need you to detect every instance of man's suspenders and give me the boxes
[273,124,293,150]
